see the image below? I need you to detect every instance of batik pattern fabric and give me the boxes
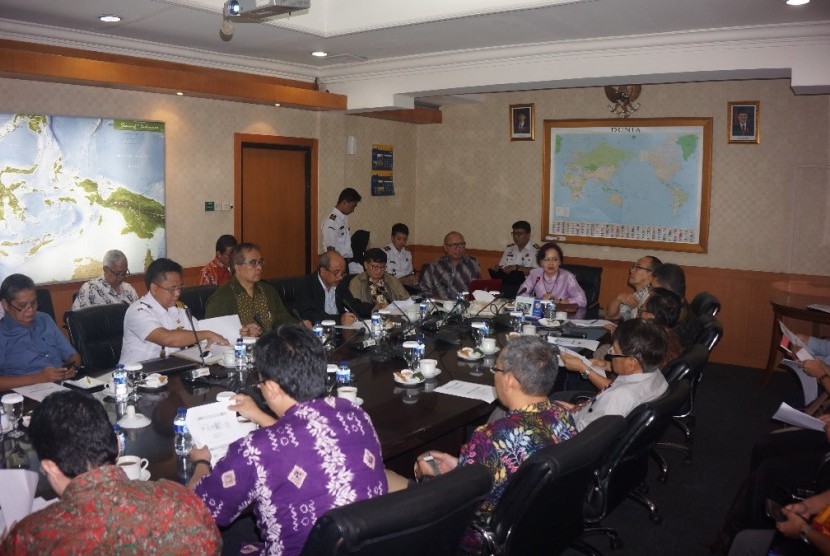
[199,256,231,286]
[195,396,387,556]
[419,255,481,300]
[71,277,138,310]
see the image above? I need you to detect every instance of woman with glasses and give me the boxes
[71,249,138,310]
[205,243,305,336]
[348,248,409,308]
[517,242,586,308]
[0,274,81,390]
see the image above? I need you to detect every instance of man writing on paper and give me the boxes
[294,252,372,325]
[187,325,386,555]
[120,258,228,364]
[1,390,221,554]
[0,274,81,390]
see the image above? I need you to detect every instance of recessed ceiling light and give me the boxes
[176,92,184,96]
[99,14,121,23]
[786,0,809,5]
[311,51,328,57]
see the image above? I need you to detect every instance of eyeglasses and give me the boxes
[241,258,266,268]
[630,263,653,273]
[604,353,631,362]
[8,299,38,312]
[323,267,347,278]
[367,263,386,271]
[493,366,508,374]
[104,266,131,278]
[445,242,466,249]
[541,257,560,263]
[155,284,184,294]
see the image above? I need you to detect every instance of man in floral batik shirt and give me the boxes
[2,390,220,554]
[188,325,386,556]
[408,335,577,552]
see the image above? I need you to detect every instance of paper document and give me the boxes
[185,401,257,462]
[13,382,69,402]
[558,347,607,378]
[433,380,496,404]
[779,359,819,405]
[779,321,814,361]
[198,314,243,345]
[807,304,830,314]
[174,344,226,365]
[0,469,39,531]
[569,319,614,328]
[772,402,825,432]
[383,299,415,315]
[547,336,600,352]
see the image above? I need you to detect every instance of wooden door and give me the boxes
[237,136,317,278]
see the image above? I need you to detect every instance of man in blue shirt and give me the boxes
[0,274,80,390]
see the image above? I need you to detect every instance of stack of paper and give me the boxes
[185,402,258,462]
[0,470,56,532]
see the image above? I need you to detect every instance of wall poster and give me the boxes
[371,144,394,196]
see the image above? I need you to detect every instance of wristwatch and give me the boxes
[580,370,590,380]
[801,526,812,545]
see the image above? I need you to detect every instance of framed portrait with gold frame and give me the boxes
[727,101,760,144]
[509,104,534,141]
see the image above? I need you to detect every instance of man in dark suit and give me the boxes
[294,252,373,325]
[731,111,755,136]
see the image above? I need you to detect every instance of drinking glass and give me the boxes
[402,340,421,370]
[1,393,24,439]
[471,322,487,347]
[509,311,524,334]
[124,364,144,403]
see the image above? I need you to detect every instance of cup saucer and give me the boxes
[139,469,151,481]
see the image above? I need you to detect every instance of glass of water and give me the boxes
[2,393,25,439]
[509,311,524,334]
[471,321,487,347]
[124,364,144,403]
[402,340,421,370]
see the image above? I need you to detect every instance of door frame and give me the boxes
[234,133,318,275]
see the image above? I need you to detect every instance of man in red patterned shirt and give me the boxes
[199,234,237,286]
[1,391,221,554]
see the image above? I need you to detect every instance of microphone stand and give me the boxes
[184,306,206,367]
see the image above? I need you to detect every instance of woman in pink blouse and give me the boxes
[517,242,587,307]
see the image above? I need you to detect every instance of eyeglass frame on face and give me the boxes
[630,263,653,273]
[154,283,184,295]
[7,299,38,312]
[541,257,560,264]
[239,258,266,269]
[104,266,131,278]
[366,263,386,272]
[323,266,347,278]
[492,366,509,374]
[445,242,467,249]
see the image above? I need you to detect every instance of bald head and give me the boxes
[318,251,347,288]
[443,231,467,263]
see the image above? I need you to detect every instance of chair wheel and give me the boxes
[650,514,663,525]
[610,538,623,550]
[658,472,668,484]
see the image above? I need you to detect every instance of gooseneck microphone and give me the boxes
[517,275,540,297]
[342,299,371,335]
[184,306,206,366]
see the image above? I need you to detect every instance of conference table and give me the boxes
[9,311,608,497]
[764,294,830,385]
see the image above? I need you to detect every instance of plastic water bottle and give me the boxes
[337,361,351,386]
[173,407,192,456]
[371,312,383,339]
[418,301,428,322]
[113,424,126,456]
[234,337,246,370]
[112,364,128,402]
[312,323,324,341]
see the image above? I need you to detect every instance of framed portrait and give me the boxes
[509,103,534,141]
[727,101,760,144]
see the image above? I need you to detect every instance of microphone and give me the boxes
[342,299,371,335]
[253,314,266,331]
[517,276,540,297]
[184,306,206,366]
[288,306,305,325]
[383,292,414,332]
[473,293,502,319]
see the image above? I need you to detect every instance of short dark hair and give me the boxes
[232,242,260,267]
[644,288,682,329]
[144,258,183,289]
[0,273,35,303]
[29,390,117,478]
[614,318,668,373]
[363,248,387,264]
[254,325,326,401]
[215,234,238,253]
[338,188,362,204]
[512,220,531,234]
[391,223,409,237]
[499,336,558,396]
[536,242,564,266]
[644,255,663,272]
[652,263,686,298]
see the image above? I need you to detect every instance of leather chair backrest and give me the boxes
[35,288,55,322]
[178,285,217,321]
[690,291,720,317]
[64,303,129,372]
[695,314,723,353]
[486,415,625,555]
[585,380,690,521]
[299,464,492,556]
[561,264,603,319]
[664,343,710,418]
[264,276,307,309]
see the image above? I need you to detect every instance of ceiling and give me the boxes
[1,0,828,109]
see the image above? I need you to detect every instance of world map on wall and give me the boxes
[549,126,704,245]
[0,113,166,284]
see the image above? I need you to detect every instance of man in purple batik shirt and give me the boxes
[188,325,387,556]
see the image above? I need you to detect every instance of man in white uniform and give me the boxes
[321,188,361,264]
[120,258,228,364]
[384,223,417,286]
[496,221,539,276]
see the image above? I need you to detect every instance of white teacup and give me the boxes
[117,455,149,480]
[522,324,537,335]
[221,351,236,367]
[337,386,358,403]
[481,338,497,352]
[216,391,236,404]
[420,359,438,378]
[555,311,568,321]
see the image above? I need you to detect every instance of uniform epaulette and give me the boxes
[532,243,540,249]
[328,213,337,221]
[383,245,392,251]
[506,243,515,248]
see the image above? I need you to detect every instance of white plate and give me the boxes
[538,318,562,328]
[393,370,426,386]
[457,347,484,361]
[139,469,151,481]
[420,369,442,380]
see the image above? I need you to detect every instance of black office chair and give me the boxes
[582,380,690,548]
[299,464,492,556]
[64,303,129,373]
[695,314,723,353]
[35,288,56,322]
[690,291,720,317]
[473,415,625,556]
[178,285,217,320]
[561,264,603,319]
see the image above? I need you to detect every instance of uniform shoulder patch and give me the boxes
[506,243,515,248]
[532,243,541,249]
[383,245,392,251]
[328,213,337,221]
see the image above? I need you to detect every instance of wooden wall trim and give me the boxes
[352,107,442,125]
[0,39,346,111]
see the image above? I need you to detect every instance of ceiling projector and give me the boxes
[224,0,310,21]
